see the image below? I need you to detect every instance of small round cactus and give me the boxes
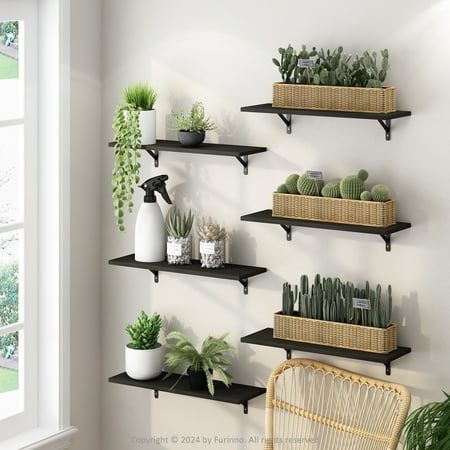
[360,190,372,201]
[321,180,341,198]
[340,169,369,200]
[285,174,300,194]
[297,173,324,196]
[276,184,288,194]
[371,184,391,202]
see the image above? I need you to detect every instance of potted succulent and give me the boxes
[272,44,394,113]
[166,208,194,265]
[125,311,163,380]
[403,392,450,449]
[112,82,158,231]
[274,169,395,228]
[274,274,396,354]
[172,102,216,147]
[197,220,227,269]
[164,331,234,395]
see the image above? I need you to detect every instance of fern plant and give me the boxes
[126,311,162,350]
[112,82,158,231]
[172,102,216,133]
[403,392,450,450]
[164,331,234,396]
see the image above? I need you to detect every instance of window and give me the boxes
[0,0,38,439]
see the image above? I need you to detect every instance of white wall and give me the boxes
[70,0,102,448]
[101,1,450,449]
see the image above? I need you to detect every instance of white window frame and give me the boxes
[0,0,76,447]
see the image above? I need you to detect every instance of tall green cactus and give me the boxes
[282,283,298,315]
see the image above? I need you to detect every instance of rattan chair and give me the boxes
[265,359,410,450]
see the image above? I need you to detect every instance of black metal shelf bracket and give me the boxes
[280,224,292,241]
[277,113,292,134]
[154,389,159,399]
[243,402,248,414]
[150,270,159,283]
[385,363,391,376]
[239,278,249,295]
[235,155,249,175]
[285,349,292,360]
[380,234,391,252]
[145,148,159,167]
[378,119,391,141]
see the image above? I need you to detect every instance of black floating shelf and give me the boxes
[109,254,267,294]
[108,140,267,175]
[241,328,411,376]
[109,371,265,414]
[241,209,411,252]
[240,103,411,141]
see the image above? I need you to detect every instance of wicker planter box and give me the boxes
[273,192,396,227]
[272,83,396,113]
[274,312,397,354]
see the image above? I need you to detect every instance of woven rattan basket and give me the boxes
[273,312,397,353]
[272,83,396,113]
[273,192,396,227]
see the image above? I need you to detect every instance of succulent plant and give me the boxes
[126,311,162,350]
[297,173,324,196]
[276,184,289,194]
[197,220,226,241]
[340,169,369,200]
[372,184,391,202]
[285,174,300,194]
[321,180,341,198]
[360,190,373,201]
[281,274,393,329]
[166,208,194,238]
[273,45,390,88]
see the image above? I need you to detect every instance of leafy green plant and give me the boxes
[164,331,234,396]
[172,102,216,133]
[0,22,18,46]
[124,82,158,110]
[403,392,450,450]
[166,208,194,238]
[282,274,393,329]
[126,311,162,350]
[273,44,389,88]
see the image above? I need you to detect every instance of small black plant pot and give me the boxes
[178,130,205,147]
[187,367,207,391]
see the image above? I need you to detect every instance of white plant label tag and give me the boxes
[167,242,182,256]
[353,298,371,310]
[200,241,216,255]
[299,59,315,68]
[307,170,324,180]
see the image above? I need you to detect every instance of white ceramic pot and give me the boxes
[125,343,163,380]
[139,109,156,145]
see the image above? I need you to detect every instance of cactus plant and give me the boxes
[321,180,341,198]
[276,184,289,194]
[285,174,300,194]
[340,169,369,200]
[297,173,324,196]
[371,184,391,202]
[281,274,393,328]
[360,190,372,201]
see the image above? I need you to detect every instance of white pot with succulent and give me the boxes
[171,102,216,147]
[112,82,158,232]
[166,208,194,265]
[197,220,227,269]
[125,311,163,380]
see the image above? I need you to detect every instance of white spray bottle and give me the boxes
[135,175,172,262]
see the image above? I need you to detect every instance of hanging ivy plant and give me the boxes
[112,104,142,231]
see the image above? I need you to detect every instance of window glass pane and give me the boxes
[0,21,22,120]
[0,125,23,225]
[0,331,21,420]
[0,231,20,327]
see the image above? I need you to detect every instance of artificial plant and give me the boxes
[166,208,194,238]
[112,82,157,231]
[172,102,216,133]
[164,331,234,396]
[126,311,162,350]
